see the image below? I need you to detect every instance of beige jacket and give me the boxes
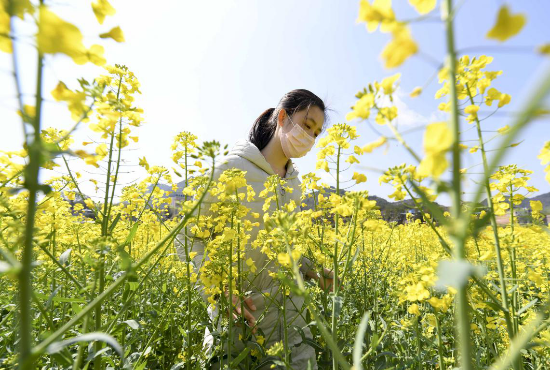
[174,138,318,368]
[175,138,314,298]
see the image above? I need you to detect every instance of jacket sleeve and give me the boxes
[174,166,224,304]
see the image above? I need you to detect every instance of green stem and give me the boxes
[183,146,192,369]
[435,310,445,370]
[466,84,515,341]
[507,187,521,370]
[19,36,45,370]
[8,1,27,140]
[105,115,124,229]
[338,198,360,282]
[332,145,341,370]
[101,76,122,236]
[414,316,422,370]
[283,285,289,364]
[93,78,122,370]
[73,314,91,370]
[227,213,234,362]
[443,1,473,369]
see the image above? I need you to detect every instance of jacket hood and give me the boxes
[229,138,299,180]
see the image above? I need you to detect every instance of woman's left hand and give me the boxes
[319,268,336,292]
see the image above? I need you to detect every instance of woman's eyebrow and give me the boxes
[306,117,321,130]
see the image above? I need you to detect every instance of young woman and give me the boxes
[176,89,333,369]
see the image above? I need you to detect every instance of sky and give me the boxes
[1,0,549,206]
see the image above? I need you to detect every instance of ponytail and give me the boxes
[249,89,329,151]
[249,108,276,151]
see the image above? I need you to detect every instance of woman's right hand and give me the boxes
[225,291,257,334]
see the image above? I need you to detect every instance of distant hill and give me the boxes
[302,188,550,223]
[531,192,550,209]
[301,186,448,223]
[480,191,550,210]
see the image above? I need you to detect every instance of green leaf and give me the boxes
[108,213,121,234]
[34,293,86,303]
[371,333,379,350]
[292,325,307,345]
[169,363,185,370]
[353,311,371,370]
[332,295,343,318]
[483,300,503,312]
[246,340,265,357]
[229,348,250,367]
[71,302,82,315]
[134,361,147,370]
[122,319,140,330]
[407,180,448,226]
[50,351,73,367]
[435,260,487,291]
[516,298,538,317]
[124,223,139,246]
[253,358,285,370]
[46,332,123,360]
[507,284,519,295]
[0,261,19,276]
[302,338,324,351]
[58,248,72,266]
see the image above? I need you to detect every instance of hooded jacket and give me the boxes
[174,138,318,368]
[175,138,314,297]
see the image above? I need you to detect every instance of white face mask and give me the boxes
[280,113,315,158]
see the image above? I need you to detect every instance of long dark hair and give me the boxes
[249,89,329,151]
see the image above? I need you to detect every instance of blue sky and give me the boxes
[1,0,549,205]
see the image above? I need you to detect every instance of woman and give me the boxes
[176,89,333,369]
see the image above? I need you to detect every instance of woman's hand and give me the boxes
[224,291,257,334]
[306,267,339,293]
[318,268,335,293]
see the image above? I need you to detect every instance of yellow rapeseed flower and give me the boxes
[486,5,526,42]
[538,141,550,184]
[409,86,422,98]
[139,157,150,170]
[352,172,367,184]
[464,105,479,123]
[418,122,452,179]
[346,93,375,121]
[381,23,418,69]
[408,0,436,15]
[357,0,396,33]
[92,0,116,24]
[408,303,421,316]
[100,26,125,42]
[378,73,401,95]
[362,136,387,153]
[37,6,105,65]
[485,88,511,108]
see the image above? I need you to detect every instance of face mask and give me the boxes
[280,113,315,158]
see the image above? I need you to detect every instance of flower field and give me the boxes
[1,0,550,369]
